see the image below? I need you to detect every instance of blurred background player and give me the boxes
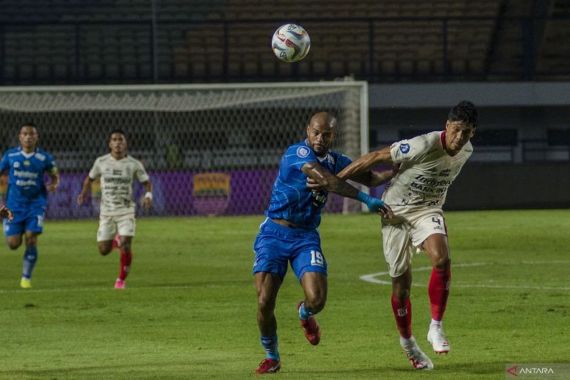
[333,101,478,370]
[77,129,152,289]
[0,123,59,289]
[253,111,394,374]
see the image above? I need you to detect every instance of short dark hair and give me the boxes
[448,101,478,128]
[107,129,127,143]
[20,122,37,131]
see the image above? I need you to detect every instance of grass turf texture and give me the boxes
[0,210,568,379]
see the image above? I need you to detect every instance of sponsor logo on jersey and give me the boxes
[14,170,39,179]
[296,146,310,158]
[399,143,410,154]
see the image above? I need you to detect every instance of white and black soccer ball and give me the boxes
[271,24,311,63]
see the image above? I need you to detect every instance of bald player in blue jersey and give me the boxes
[254,112,395,374]
[0,123,59,288]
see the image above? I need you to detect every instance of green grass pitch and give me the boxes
[0,210,569,379]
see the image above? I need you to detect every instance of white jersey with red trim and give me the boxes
[88,154,149,216]
[383,131,472,215]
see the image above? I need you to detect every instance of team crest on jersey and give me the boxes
[399,143,410,154]
[14,162,20,168]
[296,146,310,158]
[23,160,31,166]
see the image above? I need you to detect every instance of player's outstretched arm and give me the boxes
[302,162,393,219]
[0,204,13,220]
[337,146,393,181]
[76,176,93,205]
[348,165,399,187]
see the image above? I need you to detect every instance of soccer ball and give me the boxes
[271,24,311,63]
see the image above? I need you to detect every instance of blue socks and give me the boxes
[22,245,38,279]
[260,335,279,360]
[298,302,314,320]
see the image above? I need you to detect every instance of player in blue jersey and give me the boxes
[254,112,395,374]
[0,123,59,288]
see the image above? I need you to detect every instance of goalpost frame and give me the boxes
[0,80,370,217]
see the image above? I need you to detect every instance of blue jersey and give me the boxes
[0,147,57,210]
[265,140,352,230]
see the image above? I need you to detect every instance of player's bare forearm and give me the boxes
[349,168,394,187]
[77,176,93,205]
[338,147,393,180]
[302,162,358,199]
[142,180,152,194]
[141,180,153,209]
[47,169,60,192]
[302,161,394,218]
[369,169,396,187]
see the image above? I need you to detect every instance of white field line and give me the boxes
[0,283,226,294]
[359,262,570,291]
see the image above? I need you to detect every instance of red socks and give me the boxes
[391,295,412,339]
[428,261,451,321]
[119,248,132,281]
[391,261,451,338]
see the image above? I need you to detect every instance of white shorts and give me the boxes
[97,213,136,242]
[381,209,447,278]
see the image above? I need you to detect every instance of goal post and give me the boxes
[0,80,369,218]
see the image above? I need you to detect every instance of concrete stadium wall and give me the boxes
[445,162,570,210]
[367,82,570,210]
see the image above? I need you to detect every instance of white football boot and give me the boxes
[400,336,434,370]
[427,323,450,354]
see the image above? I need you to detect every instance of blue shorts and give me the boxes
[3,207,45,236]
[252,218,327,280]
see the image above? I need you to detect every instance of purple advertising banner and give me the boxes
[45,170,387,219]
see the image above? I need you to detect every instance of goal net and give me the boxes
[0,81,368,219]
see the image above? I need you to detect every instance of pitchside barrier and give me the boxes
[0,81,370,218]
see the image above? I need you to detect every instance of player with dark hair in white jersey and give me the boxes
[324,101,478,370]
[77,129,152,289]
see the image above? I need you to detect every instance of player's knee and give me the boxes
[433,255,450,269]
[98,243,112,255]
[7,241,21,250]
[305,294,327,313]
[257,295,276,314]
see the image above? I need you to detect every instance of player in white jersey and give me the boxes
[334,101,477,370]
[77,129,152,289]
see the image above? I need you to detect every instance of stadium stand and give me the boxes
[1,0,568,84]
